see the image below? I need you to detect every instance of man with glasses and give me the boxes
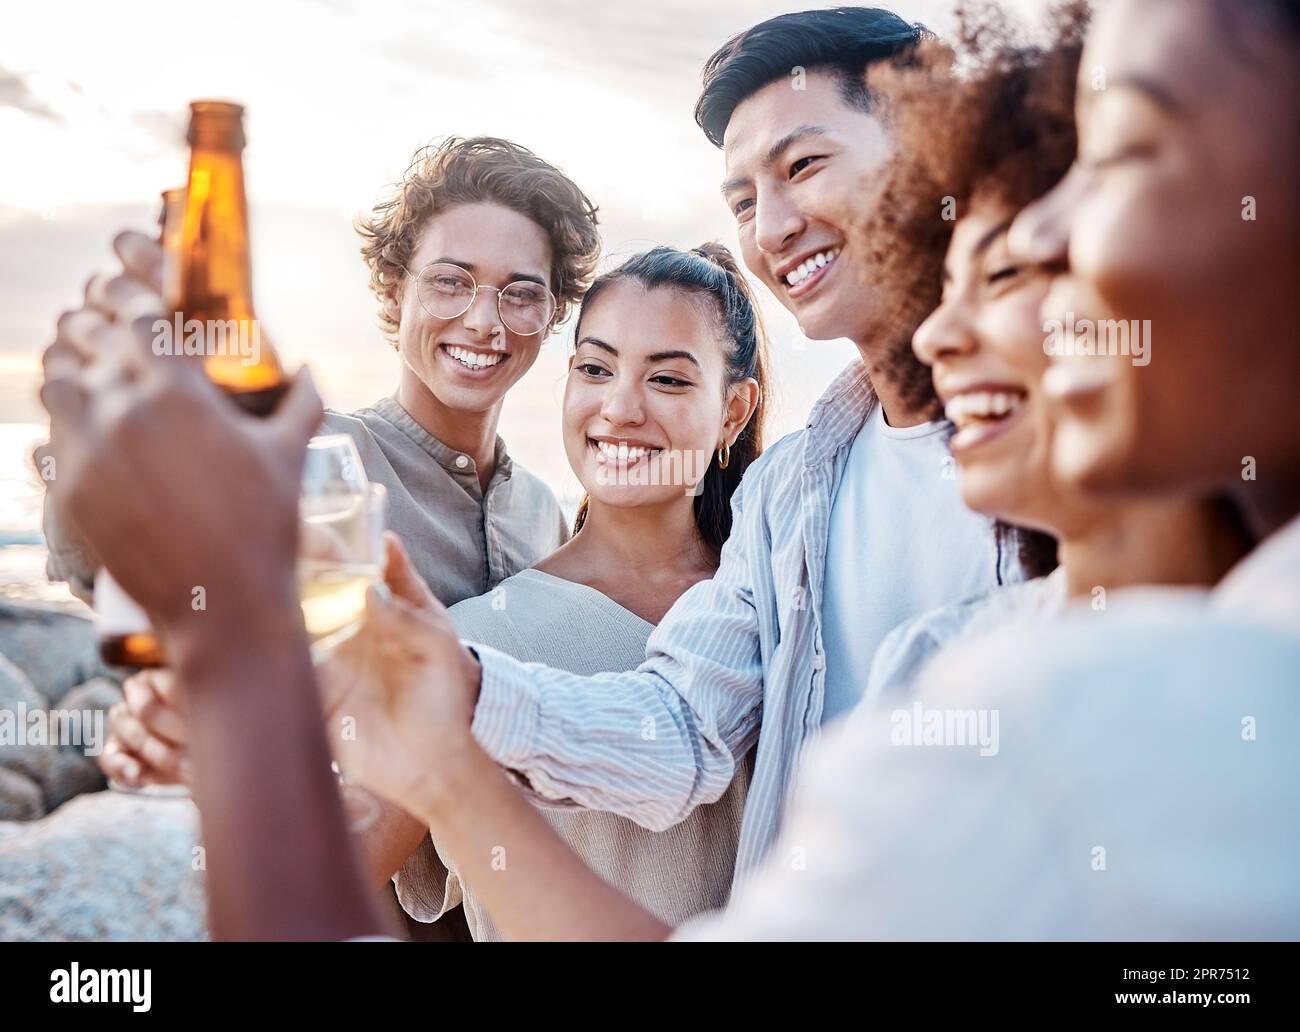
[409,262,557,345]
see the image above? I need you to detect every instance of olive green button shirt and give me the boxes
[320,397,568,604]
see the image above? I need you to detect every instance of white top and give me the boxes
[1214,513,1300,634]
[863,568,1068,709]
[820,403,1006,723]
[674,598,1300,940]
[395,569,752,941]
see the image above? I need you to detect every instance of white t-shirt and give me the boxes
[819,403,1004,724]
[863,568,1068,709]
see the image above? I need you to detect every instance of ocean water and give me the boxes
[0,421,80,609]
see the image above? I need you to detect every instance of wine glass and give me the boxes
[298,434,386,660]
[299,434,387,832]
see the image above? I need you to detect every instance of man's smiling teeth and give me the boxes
[446,345,505,369]
[593,440,661,462]
[785,248,839,287]
[945,390,1025,429]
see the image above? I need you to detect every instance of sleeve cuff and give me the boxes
[468,641,542,769]
[392,833,463,924]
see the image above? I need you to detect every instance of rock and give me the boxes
[0,603,206,939]
[0,654,54,809]
[60,677,124,716]
[43,753,108,814]
[0,791,207,941]
[0,652,45,711]
[0,600,121,705]
[40,678,121,810]
[0,767,43,822]
[2,661,121,817]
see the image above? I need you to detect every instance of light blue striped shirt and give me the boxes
[470,361,1020,879]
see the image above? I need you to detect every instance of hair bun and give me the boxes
[691,241,741,275]
[692,241,762,316]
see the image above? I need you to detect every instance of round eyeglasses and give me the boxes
[407,262,557,337]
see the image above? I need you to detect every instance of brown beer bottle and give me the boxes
[175,100,287,413]
[97,101,287,667]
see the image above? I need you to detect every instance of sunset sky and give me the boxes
[0,0,1045,507]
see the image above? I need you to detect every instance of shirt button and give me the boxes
[812,653,825,671]
[454,455,470,470]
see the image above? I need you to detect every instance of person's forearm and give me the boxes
[472,643,759,831]
[359,795,430,889]
[413,735,670,941]
[168,594,391,941]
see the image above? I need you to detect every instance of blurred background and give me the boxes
[0,0,1048,604]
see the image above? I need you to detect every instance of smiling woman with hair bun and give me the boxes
[390,241,767,941]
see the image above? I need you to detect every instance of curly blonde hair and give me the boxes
[356,136,601,343]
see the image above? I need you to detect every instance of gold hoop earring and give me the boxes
[716,441,731,469]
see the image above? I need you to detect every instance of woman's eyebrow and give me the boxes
[1082,72,1183,115]
[1114,73,1183,113]
[971,220,1014,259]
[577,336,617,355]
[646,349,700,369]
[577,339,699,368]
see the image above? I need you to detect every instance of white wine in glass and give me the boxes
[299,562,376,649]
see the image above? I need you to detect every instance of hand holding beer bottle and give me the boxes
[69,101,388,793]
[96,101,290,669]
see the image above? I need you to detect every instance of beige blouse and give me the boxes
[394,568,753,941]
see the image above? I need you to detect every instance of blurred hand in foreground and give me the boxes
[317,532,483,815]
[32,230,166,601]
[39,227,322,639]
[99,669,191,788]
[38,229,389,941]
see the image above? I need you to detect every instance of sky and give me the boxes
[0,0,1045,508]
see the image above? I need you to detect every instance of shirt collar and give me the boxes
[372,396,513,482]
[802,359,877,467]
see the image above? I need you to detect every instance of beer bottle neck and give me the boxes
[178,145,255,321]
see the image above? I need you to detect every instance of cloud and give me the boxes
[127,109,187,152]
[490,0,745,86]
[0,66,62,123]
